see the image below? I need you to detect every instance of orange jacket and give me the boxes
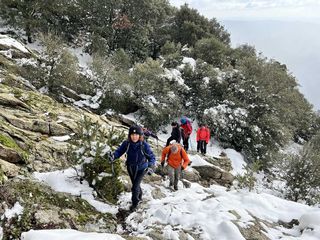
[161,144,190,169]
[196,127,210,143]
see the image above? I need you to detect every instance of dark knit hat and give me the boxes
[128,125,143,136]
[171,121,178,126]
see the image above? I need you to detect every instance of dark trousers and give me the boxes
[183,136,190,151]
[197,140,207,154]
[127,165,146,207]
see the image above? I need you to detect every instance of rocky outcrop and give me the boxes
[0,84,123,174]
[0,34,33,59]
[0,179,117,239]
[192,164,234,187]
[0,159,20,177]
[0,144,24,163]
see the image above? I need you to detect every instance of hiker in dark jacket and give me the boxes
[166,121,181,146]
[111,125,156,211]
[142,127,158,142]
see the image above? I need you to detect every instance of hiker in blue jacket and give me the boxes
[111,125,156,211]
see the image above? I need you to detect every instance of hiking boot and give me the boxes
[138,191,142,201]
[174,185,178,191]
[129,204,138,211]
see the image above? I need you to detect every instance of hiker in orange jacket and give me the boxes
[161,142,190,190]
[196,124,210,155]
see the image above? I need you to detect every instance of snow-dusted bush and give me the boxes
[68,116,125,203]
[161,41,183,68]
[234,161,262,191]
[91,53,135,114]
[131,58,184,129]
[284,132,320,205]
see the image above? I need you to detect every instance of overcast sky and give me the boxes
[169,0,320,22]
[169,0,320,110]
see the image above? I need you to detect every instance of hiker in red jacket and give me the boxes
[180,117,192,151]
[196,124,210,155]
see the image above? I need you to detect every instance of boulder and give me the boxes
[192,165,234,186]
[0,144,23,163]
[0,159,20,177]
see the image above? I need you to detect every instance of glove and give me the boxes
[107,151,115,162]
[146,168,154,175]
[161,161,165,167]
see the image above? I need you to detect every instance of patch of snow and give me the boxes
[299,210,320,229]
[163,68,185,85]
[180,57,196,71]
[225,149,247,176]
[2,202,24,220]
[281,141,303,156]
[0,34,31,53]
[33,168,117,214]
[189,154,213,166]
[68,47,92,70]
[21,229,125,240]
[51,135,71,142]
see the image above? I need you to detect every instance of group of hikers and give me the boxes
[108,117,211,211]
[166,118,210,155]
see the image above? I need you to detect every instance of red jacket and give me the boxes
[196,127,210,143]
[181,121,192,137]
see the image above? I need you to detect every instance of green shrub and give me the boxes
[67,117,125,203]
[234,161,262,191]
[193,37,229,68]
[284,132,320,205]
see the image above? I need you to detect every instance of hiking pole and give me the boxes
[107,151,115,176]
[180,166,184,189]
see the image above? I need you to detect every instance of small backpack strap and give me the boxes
[125,140,130,155]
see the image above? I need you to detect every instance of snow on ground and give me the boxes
[27,120,317,240]
[68,47,92,70]
[1,202,24,220]
[225,148,246,175]
[0,34,31,54]
[21,229,124,240]
[50,135,71,142]
[29,151,320,240]
[117,181,319,240]
[33,168,117,214]
[157,120,247,175]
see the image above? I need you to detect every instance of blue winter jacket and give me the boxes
[113,140,156,170]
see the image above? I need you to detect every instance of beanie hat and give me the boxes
[171,121,178,126]
[180,117,187,124]
[128,125,143,136]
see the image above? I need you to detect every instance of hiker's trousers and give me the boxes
[167,165,181,188]
[197,140,207,154]
[127,165,146,207]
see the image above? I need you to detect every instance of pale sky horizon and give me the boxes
[169,0,320,110]
[169,0,320,23]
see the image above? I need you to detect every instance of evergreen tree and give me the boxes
[169,4,230,47]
